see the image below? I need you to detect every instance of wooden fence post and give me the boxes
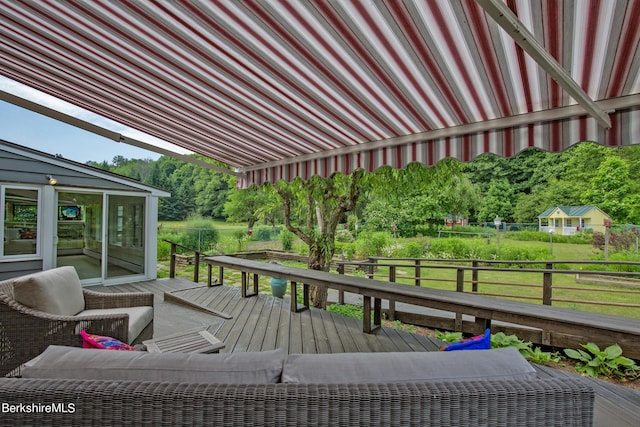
[472,260,479,293]
[169,243,177,279]
[543,262,553,305]
[414,259,421,287]
[337,263,345,304]
[388,265,396,321]
[193,251,200,283]
[455,268,465,331]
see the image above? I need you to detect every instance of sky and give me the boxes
[0,77,191,164]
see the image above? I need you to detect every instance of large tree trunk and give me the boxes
[307,245,330,309]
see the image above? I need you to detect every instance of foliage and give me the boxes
[354,232,392,258]
[564,343,639,379]
[509,230,592,244]
[250,226,277,242]
[327,303,363,320]
[592,230,638,252]
[427,238,548,261]
[232,229,247,252]
[436,330,463,343]
[488,332,561,364]
[401,241,427,258]
[335,228,355,243]
[158,215,219,253]
[280,230,295,251]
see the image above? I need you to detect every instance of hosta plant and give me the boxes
[564,343,639,379]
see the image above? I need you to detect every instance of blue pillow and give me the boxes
[441,328,491,351]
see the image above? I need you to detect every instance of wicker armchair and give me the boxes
[0,268,153,377]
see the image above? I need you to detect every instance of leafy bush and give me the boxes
[415,224,440,237]
[509,230,592,244]
[280,230,295,251]
[400,241,427,258]
[335,228,355,243]
[157,239,171,260]
[159,216,219,253]
[564,342,639,379]
[592,230,638,252]
[354,232,391,258]
[251,226,273,241]
[426,238,548,261]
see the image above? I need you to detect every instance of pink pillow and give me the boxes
[81,330,136,351]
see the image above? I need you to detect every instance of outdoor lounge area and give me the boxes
[0,268,638,426]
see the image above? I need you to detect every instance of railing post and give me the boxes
[388,265,396,321]
[337,263,345,305]
[543,262,553,305]
[193,251,200,283]
[169,243,177,278]
[414,259,421,286]
[455,268,465,331]
[367,257,376,279]
[472,260,479,293]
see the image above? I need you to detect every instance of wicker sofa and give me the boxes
[0,266,153,376]
[0,345,594,426]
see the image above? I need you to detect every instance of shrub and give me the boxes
[592,231,638,252]
[335,228,355,243]
[400,241,426,258]
[354,232,391,258]
[251,226,273,241]
[280,230,295,251]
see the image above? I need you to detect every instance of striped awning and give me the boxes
[1,0,639,187]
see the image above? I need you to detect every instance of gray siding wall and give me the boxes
[0,149,139,191]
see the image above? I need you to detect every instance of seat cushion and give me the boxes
[22,345,285,384]
[12,266,85,316]
[281,347,536,384]
[79,306,153,344]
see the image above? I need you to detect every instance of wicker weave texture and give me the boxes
[0,378,593,426]
[0,283,153,377]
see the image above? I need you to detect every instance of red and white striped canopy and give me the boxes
[1,0,639,187]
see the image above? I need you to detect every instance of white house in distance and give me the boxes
[0,139,169,285]
[538,205,612,236]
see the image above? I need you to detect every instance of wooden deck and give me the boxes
[88,278,640,427]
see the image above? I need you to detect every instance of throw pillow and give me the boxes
[440,328,491,351]
[81,330,136,351]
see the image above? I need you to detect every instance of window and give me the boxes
[2,186,40,257]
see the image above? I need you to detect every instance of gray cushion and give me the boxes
[12,266,85,316]
[281,347,536,384]
[22,345,285,384]
[79,306,153,344]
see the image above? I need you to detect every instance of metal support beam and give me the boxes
[476,0,611,128]
[241,94,639,173]
[0,90,241,177]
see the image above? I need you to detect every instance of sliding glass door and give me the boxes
[56,191,146,282]
[56,192,103,280]
[106,195,145,279]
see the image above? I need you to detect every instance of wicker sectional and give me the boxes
[0,346,594,426]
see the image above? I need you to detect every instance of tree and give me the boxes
[224,183,271,229]
[582,157,631,221]
[273,171,364,308]
[477,179,514,222]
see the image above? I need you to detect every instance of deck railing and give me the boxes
[335,258,640,318]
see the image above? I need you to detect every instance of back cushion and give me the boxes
[22,345,285,384]
[12,266,85,316]
[282,347,536,384]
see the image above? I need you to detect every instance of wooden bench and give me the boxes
[205,255,640,359]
